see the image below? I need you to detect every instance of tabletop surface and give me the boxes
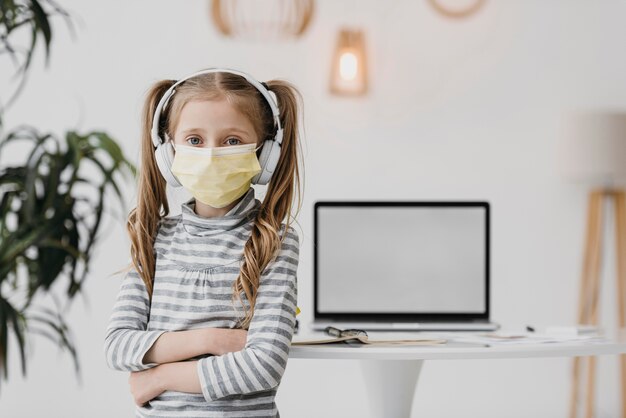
[289,329,626,360]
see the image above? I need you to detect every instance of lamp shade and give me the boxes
[558,111,626,187]
[329,29,368,96]
[210,0,314,40]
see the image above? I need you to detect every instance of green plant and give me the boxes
[1,0,74,114]
[0,0,136,389]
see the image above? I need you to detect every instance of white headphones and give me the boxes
[150,67,284,187]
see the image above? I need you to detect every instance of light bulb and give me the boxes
[339,51,358,81]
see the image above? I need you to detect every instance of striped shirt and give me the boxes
[103,187,299,418]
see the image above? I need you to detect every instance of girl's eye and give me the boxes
[186,137,202,146]
[226,137,241,146]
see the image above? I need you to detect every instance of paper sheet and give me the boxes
[442,332,609,345]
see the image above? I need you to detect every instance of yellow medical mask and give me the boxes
[170,143,262,208]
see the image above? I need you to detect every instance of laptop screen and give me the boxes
[314,202,490,321]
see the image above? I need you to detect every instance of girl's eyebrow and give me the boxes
[220,127,250,135]
[180,127,250,135]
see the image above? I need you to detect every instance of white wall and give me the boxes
[1,1,625,417]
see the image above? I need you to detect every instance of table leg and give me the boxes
[360,359,424,418]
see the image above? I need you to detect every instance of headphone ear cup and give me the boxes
[155,142,182,187]
[252,138,280,185]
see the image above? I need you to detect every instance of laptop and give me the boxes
[311,200,500,332]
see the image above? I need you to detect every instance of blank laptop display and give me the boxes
[314,202,491,323]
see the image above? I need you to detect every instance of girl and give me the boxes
[104,68,303,418]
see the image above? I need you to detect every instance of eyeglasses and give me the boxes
[324,326,368,339]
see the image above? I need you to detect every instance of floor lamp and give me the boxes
[559,111,626,418]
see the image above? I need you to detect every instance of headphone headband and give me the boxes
[150,67,283,148]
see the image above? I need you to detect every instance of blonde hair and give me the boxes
[125,72,304,329]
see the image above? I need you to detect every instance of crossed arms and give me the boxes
[103,226,300,405]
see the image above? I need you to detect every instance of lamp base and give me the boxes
[570,188,626,418]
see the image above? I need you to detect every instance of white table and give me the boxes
[290,330,626,418]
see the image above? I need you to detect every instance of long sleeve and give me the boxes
[196,225,299,402]
[103,265,167,372]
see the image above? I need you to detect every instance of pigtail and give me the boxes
[234,79,305,329]
[263,80,305,234]
[126,79,176,302]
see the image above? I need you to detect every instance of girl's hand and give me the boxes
[128,366,165,407]
[212,328,248,355]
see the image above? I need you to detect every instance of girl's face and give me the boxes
[172,98,259,149]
